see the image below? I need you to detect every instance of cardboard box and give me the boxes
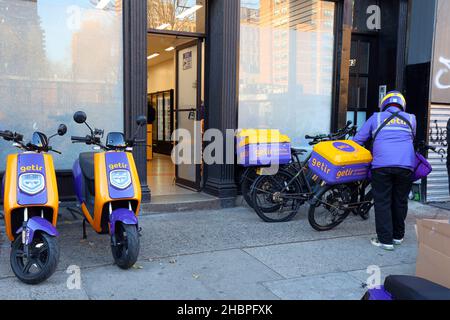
[416,219,450,288]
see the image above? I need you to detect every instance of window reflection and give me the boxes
[0,0,123,170]
[148,0,206,33]
[239,0,336,148]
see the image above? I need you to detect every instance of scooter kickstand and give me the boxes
[82,218,87,240]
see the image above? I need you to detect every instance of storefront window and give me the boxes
[239,0,336,148]
[148,0,206,34]
[0,0,123,170]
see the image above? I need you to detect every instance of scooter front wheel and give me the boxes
[10,232,60,285]
[111,223,140,269]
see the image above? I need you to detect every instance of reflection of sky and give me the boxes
[241,0,260,9]
[184,0,198,6]
[38,0,91,63]
[38,0,73,63]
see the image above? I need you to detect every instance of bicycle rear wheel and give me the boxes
[251,169,303,222]
[308,185,352,231]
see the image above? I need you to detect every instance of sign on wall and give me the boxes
[432,0,450,103]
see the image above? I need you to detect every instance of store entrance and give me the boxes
[147,33,204,196]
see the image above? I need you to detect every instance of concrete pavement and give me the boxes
[0,201,448,300]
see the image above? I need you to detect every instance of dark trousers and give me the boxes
[371,167,413,244]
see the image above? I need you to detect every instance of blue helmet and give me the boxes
[380,91,406,112]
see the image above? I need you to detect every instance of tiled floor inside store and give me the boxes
[147,153,195,197]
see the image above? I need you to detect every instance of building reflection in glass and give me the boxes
[239,0,336,149]
[0,0,123,170]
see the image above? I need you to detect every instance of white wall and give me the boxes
[148,57,175,94]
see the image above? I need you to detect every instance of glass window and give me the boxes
[239,0,336,148]
[148,0,206,34]
[0,0,123,170]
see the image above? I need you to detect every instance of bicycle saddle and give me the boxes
[385,275,450,300]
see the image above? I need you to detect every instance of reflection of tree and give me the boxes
[148,0,198,32]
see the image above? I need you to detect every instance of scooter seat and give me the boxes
[385,275,450,300]
[79,152,95,196]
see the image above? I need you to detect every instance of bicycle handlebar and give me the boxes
[305,126,357,146]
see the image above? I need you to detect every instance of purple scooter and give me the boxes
[70,111,146,269]
[363,275,450,300]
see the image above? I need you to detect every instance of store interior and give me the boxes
[147,33,198,197]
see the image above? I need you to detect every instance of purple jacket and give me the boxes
[353,107,416,171]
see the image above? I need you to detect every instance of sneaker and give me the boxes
[393,238,404,246]
[371,238,395,251]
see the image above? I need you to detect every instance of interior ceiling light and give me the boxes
[156,23,171,30]
[147,53,160,60]
[165,47,175,52]
[176,5,203,20]
[96,0,112,10]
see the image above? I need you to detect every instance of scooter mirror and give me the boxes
[57,124,68,136]
[74,111,87,124]
[136,115,147,127]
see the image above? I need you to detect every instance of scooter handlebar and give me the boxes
[71,136,89,143]
[0,130,23,142]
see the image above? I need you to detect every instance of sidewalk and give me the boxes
[0,201,448,300]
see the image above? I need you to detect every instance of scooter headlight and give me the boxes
[110,169,132,190]
[18,173,45,195]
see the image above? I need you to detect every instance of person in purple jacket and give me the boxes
[353,91,416,251]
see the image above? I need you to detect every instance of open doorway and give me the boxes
[147,33,204,197]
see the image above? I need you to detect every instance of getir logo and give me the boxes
[310,158,355,179]
[336,168,354,179]
[109,163,128,170]
[386,118,407,126]
[311,158,331,175]
[20,165,43,173]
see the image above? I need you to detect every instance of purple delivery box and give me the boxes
[236,129,291,167]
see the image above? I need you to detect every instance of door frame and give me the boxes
[174,39,204,191]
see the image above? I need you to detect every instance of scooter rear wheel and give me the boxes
[10,232,59,285]
[111,223,140,269]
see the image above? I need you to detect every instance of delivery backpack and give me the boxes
[371,111,432,181]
